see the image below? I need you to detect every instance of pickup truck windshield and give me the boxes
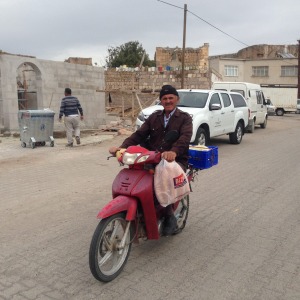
[178,92,208,108]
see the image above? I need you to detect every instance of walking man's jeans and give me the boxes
[64,116,80,144]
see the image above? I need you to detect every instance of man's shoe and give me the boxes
[75,136,81,145]
[163,214,177,236]
[65,143,73,147]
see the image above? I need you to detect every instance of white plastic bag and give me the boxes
[154,159,190,207]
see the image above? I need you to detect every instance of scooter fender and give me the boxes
[97,195,137,221]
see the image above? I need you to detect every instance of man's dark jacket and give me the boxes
[120,108,193,167]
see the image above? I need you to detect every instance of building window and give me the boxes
[252,66,268,77]
[281,66,297,76]
[224,65,238,77]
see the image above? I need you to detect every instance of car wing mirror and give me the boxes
[210,103,221,111]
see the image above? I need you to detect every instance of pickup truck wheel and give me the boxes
[276,109,284,116]
[260,117,267,129]
[229,122,243,144]
[193,128,207,146]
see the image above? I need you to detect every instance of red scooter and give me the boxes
[89,132,198,282]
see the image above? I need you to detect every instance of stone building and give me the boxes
[235,44,298,60]
[0,52,106,132]
[155,43,209,71]
[104,43,211,115]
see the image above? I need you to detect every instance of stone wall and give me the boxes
[105,68,210,92]
[104,67,210,118]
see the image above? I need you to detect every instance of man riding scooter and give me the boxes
[109,85,193,236]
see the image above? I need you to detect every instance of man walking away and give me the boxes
[59,88,84,147]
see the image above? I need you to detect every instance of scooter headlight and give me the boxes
[122,152,141,165]
[136,155,150,164]
[122,152,150,165]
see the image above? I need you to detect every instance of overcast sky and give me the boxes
[0,0,299,66]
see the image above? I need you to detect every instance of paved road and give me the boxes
[1,115,300,300]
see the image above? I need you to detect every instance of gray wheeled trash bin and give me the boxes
[18,110,55,149]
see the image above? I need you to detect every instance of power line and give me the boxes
[157,0,249,47]
[187,10,249,47]
[157,0,183,10]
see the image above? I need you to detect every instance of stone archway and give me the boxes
[16,62,42,110]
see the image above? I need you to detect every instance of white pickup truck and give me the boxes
[136,89,249,145]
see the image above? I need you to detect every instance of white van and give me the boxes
[212,82,268,133]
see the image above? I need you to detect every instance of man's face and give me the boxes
[160,94,179,114]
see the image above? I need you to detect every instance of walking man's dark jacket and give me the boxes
[59,96,83,118]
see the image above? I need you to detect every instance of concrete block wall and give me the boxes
[39,60,106,130]
[0,54,106,131]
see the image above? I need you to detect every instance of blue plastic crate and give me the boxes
[188,146,218,169]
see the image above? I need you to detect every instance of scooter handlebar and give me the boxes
[116,149,126,162]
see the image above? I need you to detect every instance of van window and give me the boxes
[231,89,245,97]
[256,91,263,104]
[210,93,222,107]
[231,94,247,108]
[221,93,231,107]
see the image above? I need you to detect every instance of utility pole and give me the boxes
[298,39,300,99]
[181,4,187,89]
[139,51,146,70]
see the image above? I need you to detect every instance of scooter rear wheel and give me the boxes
[89,212,134,282]
[173,195,189,233]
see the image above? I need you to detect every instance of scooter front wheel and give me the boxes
[89,212,134,282]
